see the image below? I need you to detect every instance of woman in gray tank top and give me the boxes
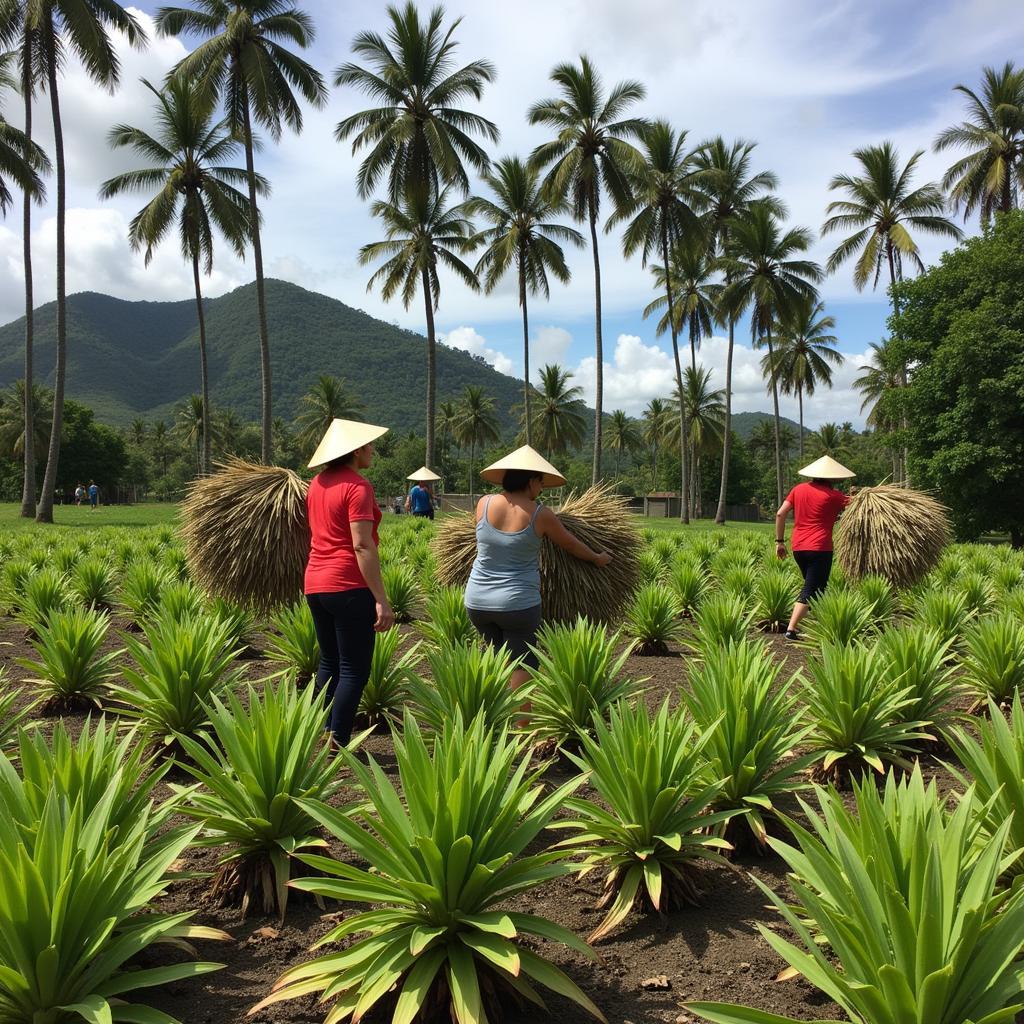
[465,446,611,693]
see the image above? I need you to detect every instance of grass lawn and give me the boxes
[0,502,179,533]
[637,515,772,534]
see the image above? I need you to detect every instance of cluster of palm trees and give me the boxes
[0,0,1021,524]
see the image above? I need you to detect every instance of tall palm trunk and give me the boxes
[651,438,658,491]
[715,252,734,525]
[192,252,211,475]
[36,31,65,524]
[797,385,804,459]
[240,88,272,464]
[519,252,532,446]
[421,266,437,470]
[766,327,783,506]
[588,203,604,485]
[661,223,688,523]
[20,33,35,518]
[468,437,475,504]
[886,239,910,486]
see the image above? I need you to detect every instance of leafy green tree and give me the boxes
[811,422,854,461]
[889,210,1024,546]
[55,399,128,496]
[156,0,327,464]
[720,201,821,505]
[334,1,497,202]
[762,297,842,458]
[692,137,779,524]
[467,156,582,444]
[7,0,146,523]
[934,61,1024,224]
[454,385,500,502]
[100,76,257,476]
[603,408,641,479]
[359,185,478,470]
[529,55,646,484]
[533,363,587,460]
[293,374,366,455]
[0,380,49,459]
[642,397,669,491]
[611,120,702,517]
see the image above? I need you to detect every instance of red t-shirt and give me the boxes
[786,481,850,552]
[304,465,381,594]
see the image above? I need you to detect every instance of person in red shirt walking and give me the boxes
[305,418,395,745]
[775,455,855,640]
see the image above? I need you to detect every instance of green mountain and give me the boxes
[0,280,526,431]
[729,410,804,439]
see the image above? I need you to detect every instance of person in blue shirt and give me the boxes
[406,482,435,520]
[87,481,99,510]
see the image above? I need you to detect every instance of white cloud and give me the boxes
[567,332,873,429]
[531,326,573,373]
[440,326,515,376]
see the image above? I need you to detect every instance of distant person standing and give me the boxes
[405,468,441,520]
[87,481,99,510]
[775,455,855,640]
[74,483,84,506]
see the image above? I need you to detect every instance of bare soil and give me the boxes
[0,615,974,1024]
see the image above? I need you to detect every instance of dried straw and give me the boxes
[432,486,641,624]
[181,459,310,611]
[836,484,951,588]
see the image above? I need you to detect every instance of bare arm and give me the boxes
[535,507,611,566]
[351,520,394,630]
[775,499,792,558]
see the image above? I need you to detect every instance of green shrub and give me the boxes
[383,562,419,623]
[623,584,683,655]
[177,680,347,919]
[961,614,1024,706]
[69,556,118,609]
[15,568,71,634]
[691,591,755,651]
[119,560,171,626]
[416,585,478,649]
[158,579,207,624]
[668,557,709,617]
[0,558,32,613]
[957,570,996,617]
[855,574,896,622]
[560,700,737,941]
[636,549,666,586]
[802,588,874,647]
[265,600,321,681]
[0,669,39,754]
[359,627,420,726]
[258,713,601,1023]
[209,596,261,654]
[755,568,793,633]
[913,587,974,647]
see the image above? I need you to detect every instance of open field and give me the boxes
[0,514,1022,1024]
[0,502,180,531]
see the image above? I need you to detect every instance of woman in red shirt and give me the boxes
[775,455,855,640]
[305,419,394,745]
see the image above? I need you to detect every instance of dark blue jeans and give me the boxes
[306,588,376,744]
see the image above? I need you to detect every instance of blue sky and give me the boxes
[2,0,1023,427]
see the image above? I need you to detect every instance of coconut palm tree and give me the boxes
[455,385,500,503]
[604,409,641,480]
[761,297,842,459]
[100,76,257,476]
[642,397,668,491]
[174,394,208,474]
[9,0,146,523]
[811,422,853,461]
[334,1,497,203]
[359,185,478,470]
[720,201,822,506]
[692,137,780,525]
[533,363,587,460]
[156,0,327,465]
[666,367,725,517]
[294,375,366,454]
[854,338,904,481]
[611,119,704,521]
[438,400,458,456]
[467,156,583,445]
[528,55,646,484]
[934,61,1024,224]
[0,44,49,518]
[0,380,50,460]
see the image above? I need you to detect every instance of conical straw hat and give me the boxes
[407,466,442,482]
[480,445,566,487]
[798,455,856,480]
[308,419,389,469]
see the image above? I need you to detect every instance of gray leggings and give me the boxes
[466,604,542,668]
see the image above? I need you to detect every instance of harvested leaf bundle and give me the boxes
[836,484,950,588]
[432,486,641,623]
[181,459,310,610]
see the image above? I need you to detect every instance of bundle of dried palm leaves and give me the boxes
[432,486,641,623]
[181,459,310,611]
[836,484,951,588]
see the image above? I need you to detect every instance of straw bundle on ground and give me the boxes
[181,459,310,610]
[432,486,642,623]
[836,484,951,587]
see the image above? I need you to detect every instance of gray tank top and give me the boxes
[464,496,543,611]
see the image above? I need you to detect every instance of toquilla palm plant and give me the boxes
[720,201,822,505]
[529,55,646,484]
[100,76,257,476]
[762,297,842,459]
[156,0,327,465]
[467,156,583,445]
[359,185,479,470]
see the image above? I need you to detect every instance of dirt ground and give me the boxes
[0,615,974,1024]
